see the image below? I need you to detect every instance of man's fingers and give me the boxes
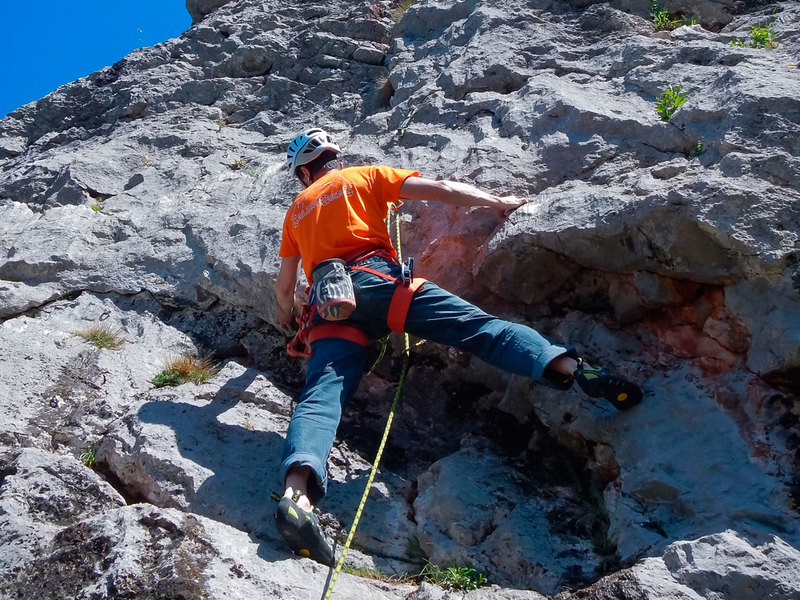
[494,197,527,219]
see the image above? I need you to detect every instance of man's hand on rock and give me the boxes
[493,195,527,219]
[275,304,297,337]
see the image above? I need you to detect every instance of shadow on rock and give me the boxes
[134,365,292,562]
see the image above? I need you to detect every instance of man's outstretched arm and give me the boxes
[399,176,527,219]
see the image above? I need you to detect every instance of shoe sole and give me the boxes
[274,497,334,566]
[577,370,643,410]
[605,382,643,410]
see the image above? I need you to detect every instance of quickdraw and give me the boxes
[286,302,314,358]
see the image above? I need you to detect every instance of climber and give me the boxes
[272,127,643,566]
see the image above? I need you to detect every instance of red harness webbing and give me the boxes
[286,303,314,358]
[348,264,427,333]
[309,323,369,346]
[286,261,426,358]
[388,278,426,332]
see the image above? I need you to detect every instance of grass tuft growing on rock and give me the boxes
[650,1,680,31]
[341,564,387,580]
[419,561,488,592]
[80,443,97,467]
[153,355,218,388]
[74,325,124,350]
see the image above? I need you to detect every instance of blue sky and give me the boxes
[0,2,192,118]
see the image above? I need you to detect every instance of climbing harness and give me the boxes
[319,204,417,600]
[347,256,427,333]
[285,205,426,358]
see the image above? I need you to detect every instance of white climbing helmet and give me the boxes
[286,128,341,175]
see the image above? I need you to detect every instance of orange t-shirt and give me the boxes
[280,165,418,280]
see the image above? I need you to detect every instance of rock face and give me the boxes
[186,0,235,24]
[1,0,799,598]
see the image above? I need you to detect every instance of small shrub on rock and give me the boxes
[731,24,778,49]
[153,355,218,388]
[655,84,688,121]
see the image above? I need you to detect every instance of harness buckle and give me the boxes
[401,257,414,287]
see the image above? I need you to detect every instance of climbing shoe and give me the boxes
[274,492,335,566]
[573,359,643,411]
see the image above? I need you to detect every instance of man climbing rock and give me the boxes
[272,127,643,566]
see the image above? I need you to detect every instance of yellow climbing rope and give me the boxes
[320,205,411,600]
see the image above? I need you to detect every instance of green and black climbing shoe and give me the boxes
[274,492,334,566]
[573,359,642,411]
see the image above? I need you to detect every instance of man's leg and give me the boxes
[404,282,641,408]
[280,336,366,504]
[275,336,366,565]
[404,281,566,380]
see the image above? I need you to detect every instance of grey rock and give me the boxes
[556,530,800,600]
[1,0,799,598]
[0,448,125,576]
[186,0,235,24]
[415,444,603,594]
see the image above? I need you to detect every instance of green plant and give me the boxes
[80,443,97,467]
[689,139,705,158]
[419,561,488,592]
[215,118,228,130]
[650,1,681,31]
[153,370,183,387]
[405,535,422,558]
[655,84,688,121]
[152,355,218,388]
[231,157,247,170]
[74,325,124,350]
[341,564,385,580]
[731,23,777,49]
[89,194,111,215]
[750,24,777,48]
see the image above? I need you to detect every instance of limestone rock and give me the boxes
[187,0,235,23]
[1,0,799,598]
[557,530,800,600]
[414,444,604,594]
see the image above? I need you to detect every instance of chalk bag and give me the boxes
[310,258,356,321]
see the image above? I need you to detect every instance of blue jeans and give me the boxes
[279,256,571,503]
